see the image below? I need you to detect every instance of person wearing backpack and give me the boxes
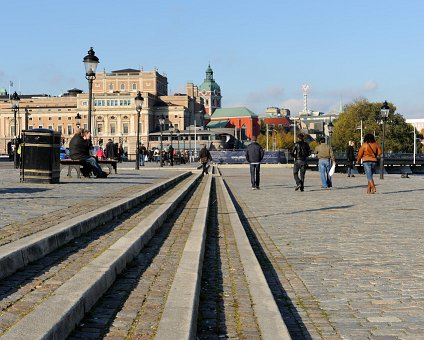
[291,133,311,191]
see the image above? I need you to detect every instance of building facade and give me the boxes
[0,69,209,157]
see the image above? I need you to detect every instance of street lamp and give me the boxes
[169,124,174,148]
[379,100,390,179]
[83,47,99,133]
[11,91,20,168]
[24,107,30,131]
[159,116,165,167]
[176,129,180,153]
[134,91,144,170]
[327,120,334,146]
[75,112,82,129]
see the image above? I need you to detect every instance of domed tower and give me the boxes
[198,64,222,115]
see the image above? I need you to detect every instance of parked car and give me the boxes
[60,146,69,160]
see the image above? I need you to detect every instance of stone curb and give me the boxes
[2,172,202,340]
[155,173,212,340]
[220,177,292,340]
[0,171,191,281]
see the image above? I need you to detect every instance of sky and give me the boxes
[1,0,424,119]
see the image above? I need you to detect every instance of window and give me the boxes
[29,117,33,121]
[57,125,63,133]
[68,117,72,120]
[120,84,125,91]
[49,117,52,121]
[58,116,61,120]
[67,125,73,135]
[132,83,137,90]
[109,84,114,91]
[28,125,33,130]
[123,123,129,134]
[38,125,43,129]
[97,123,103,135]
[48,125,53,130]
[110,123,116,134]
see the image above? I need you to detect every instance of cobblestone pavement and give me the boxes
[220,165,424,339]
[0,164,186,231]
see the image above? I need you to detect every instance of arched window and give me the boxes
[109,84,114,91]
[120,83,125,91]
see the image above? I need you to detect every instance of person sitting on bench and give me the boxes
[69,128,108,178]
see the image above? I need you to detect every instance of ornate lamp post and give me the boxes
[83,47,99,133]
[11,91,20,168]
[176,129,180,154]
[75,112,82,129]
[159,116,165,167]
[169,124,174,148]
[24,107,30,131]
[379,101,390,179]
[134,91,144,170]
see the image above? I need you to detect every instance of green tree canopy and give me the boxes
[332,98,419,153]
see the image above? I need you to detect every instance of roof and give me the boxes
[198,64,221,93]
[211,107,257,119]
[111,68,140,73]
[263,117,292,126]
[206,120,230,128]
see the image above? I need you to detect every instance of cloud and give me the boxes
[362,80,378,91]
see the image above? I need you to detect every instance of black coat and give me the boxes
[105,141,116,159]
[69,134,90,160]
[346,145,355,162]
[245,142,264,163]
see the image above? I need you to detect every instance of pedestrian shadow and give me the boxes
[224,182,313,340]
[0,188,50,194]
[381,188,424,194]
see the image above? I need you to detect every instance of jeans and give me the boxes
[293,160,306,188]
[318,159,332,188]
[249,163,261,188]
[139,154,145,166]
[363,161,376,181]
[82,156,103,177]
[347,161,354,176]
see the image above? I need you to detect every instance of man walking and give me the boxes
[245,135,265,190]
[291,133,311,191]
[315,137,335,188]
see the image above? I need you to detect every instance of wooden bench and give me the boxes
[60,159,118,178]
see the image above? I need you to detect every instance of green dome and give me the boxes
[199,64,221,93]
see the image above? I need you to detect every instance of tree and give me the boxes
[332,98,416,153]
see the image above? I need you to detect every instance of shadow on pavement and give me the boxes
[0,188,50,194]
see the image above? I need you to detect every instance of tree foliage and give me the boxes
[332,98,420,153]
[257,128,295,150]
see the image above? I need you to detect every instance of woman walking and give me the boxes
[356,133,382,194]
[346,140,355,177]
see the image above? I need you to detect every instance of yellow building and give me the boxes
[0,68,206,158]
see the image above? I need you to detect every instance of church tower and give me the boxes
[198,64,222,115]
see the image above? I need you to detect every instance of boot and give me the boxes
[370,180,376,194]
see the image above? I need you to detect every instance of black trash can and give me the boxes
[21,129,61,184]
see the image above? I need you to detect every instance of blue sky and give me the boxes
[1,0,423,118]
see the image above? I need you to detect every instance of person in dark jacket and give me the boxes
[105,139,116,160]
[69,129,108,178]
[291,133,311,191]
[245,135,265,189]
[346,140,355,177]
[199,144,212,175]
